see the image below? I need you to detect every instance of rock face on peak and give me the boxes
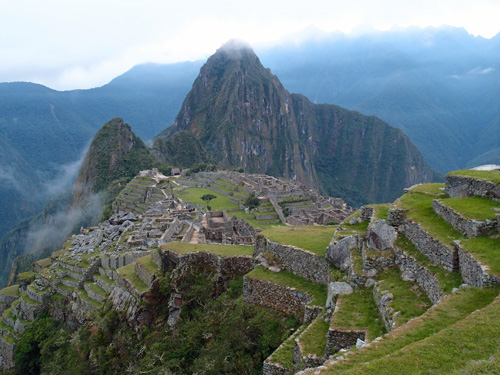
[155,42,440,206]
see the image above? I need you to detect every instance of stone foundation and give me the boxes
[455,241,500,287]
[324,328,365,355]
[255,236,330,284]
[445,175,500,200]
[393,247,442,304]
[402,220,458,271]
[433,199,497,237]
[243,277,314,321]
[388,209,407,227]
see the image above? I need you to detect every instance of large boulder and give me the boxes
[326,235,357,271]
[367,219,397,250]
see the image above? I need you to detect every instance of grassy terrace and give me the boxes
[176,187,239,210]
[396,184,464,246]
[246,267,327,306]
[320,286,500,374]
[438,196,500,221]
[77,289,102,309]
[300,316,330,357]
[460,236,500,277]
[448,169,500,184]
[0,284,20,297]
[330,288,385,342]
[161,242,254,257]
[322,287,500,374]
[375,268,432,328]
[270,324,308,369]
[260,225,338,256]
[21,291,40,306]
[116,263,149,294]
[85,282,107,297]
[35,257,52,268]
[17,271,37,284]
[136,255,161,275]
[368,203,391,221]
[396,235,463,293]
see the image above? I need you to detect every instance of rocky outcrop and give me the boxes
[326,236,357,271]
[367,220,397,250]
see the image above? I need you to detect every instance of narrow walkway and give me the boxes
[189,228,200,244]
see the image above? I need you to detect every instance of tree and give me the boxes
[244,192,260,210]
[201,194,217,211]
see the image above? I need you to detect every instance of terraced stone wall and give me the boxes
[445,175,500,200]
[393,247,442,304]
[324,328,365,355]
[388,209,406,227]
[0,336,15,370]
[373,283,395,332]
[243,277,313,321]
[432,200,497,237]
[403,221,458,271]
[455,241,500,287]
[254,236,330,284]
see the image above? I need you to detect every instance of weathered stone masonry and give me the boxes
[445,175,500,201]
[254,236,330,284]
[455,240,500,287]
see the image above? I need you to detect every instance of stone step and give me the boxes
[77,289,103,312]
[93,273,115,293]
[60,275,79,289]
[83,282,108,304]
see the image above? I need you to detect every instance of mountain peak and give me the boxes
[215,39,255,60]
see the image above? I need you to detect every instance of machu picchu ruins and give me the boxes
[2,168,500,374]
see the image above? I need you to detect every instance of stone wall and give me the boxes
[388,209,406,227]
[161,249,255,276]
[455,241,500,287]
[402,220,458,271]
[432,199,497,237]
[0,336,15,370]
[264,327,305,375]
[19,296,42,321]
[373,283,395,332]
[445,175,500,200]
[243,277,313,321]
[324,328,365,355]
[255,236,330,284]
[134,261,157,289]
[0,294,18,306]
[101,250,151,270]
[393,247,442,304]
[359,206,374,222]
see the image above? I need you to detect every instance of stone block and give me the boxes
[367,220,397,250]
[326,236,357,271]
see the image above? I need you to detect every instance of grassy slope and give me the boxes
[439,196,500,221]
[320,287,500,374]
[161,242,254,257]
[448,170,500,184]
[260,226,338,256]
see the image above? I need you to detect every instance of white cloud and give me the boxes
[1,0,499,90]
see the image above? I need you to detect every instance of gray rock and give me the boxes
[365,278,376,288]
[326,282,353,308]
[401,270,416,282]
[367,220,397,250]
[326,235,357,271]
[356,338,367,348]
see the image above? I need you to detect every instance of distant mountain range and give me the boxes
[0,25,498,239]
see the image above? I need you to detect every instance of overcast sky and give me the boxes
[1,0,499,90]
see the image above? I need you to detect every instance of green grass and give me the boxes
[116,263,149,294]
[375,268,432,327]
[448,170,500,184]
[3,334,16,345]
[438,196,500,221]
[460,236,500,277]
[330,288,386,341]
[35,257,52,269]
[322,287,500,374]
[397,191,464,246]
[85,282,107,297]
[260,225,338,256]
[270,324,308,369]
[368,203,391,221]
[246,267,327,306]
[408,183,445,195]
[319,286,500,374]
[161,242,254,257]
[17,271,37,283]
[176,187,239,210]
[21,291,40,306]
[351,250,364,274]
[0,284,20,297]
[395,235,463,293]
[77,289,103,309]
[136,255,161,275]
[300,317,330,357]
